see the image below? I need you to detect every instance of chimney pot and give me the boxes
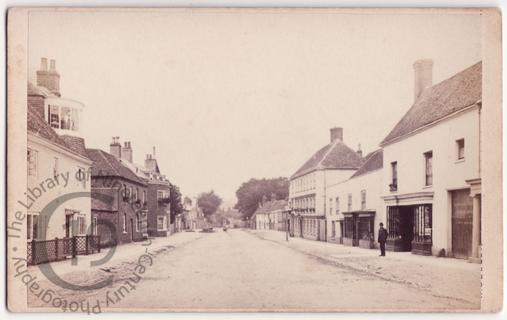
[413,59,433,101]
[330,127,343,143]
[357,144,363,157]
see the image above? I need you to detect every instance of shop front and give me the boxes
[342,211,375,249]
[386,204,432,255]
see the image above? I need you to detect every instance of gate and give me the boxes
[452,189,473,259]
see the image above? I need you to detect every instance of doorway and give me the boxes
[451,189,473,259]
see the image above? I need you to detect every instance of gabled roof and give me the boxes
[351,149,383,178]
[85,148,147,185]
[381,61,482,146]
[291,140,364,179]
[255,199,288,215]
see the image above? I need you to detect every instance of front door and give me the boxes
[452,189,473,259]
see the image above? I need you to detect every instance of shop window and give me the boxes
[344,216,354,239]
[424,151,433,186]
[414,205,432,243]
[331,221,336,238]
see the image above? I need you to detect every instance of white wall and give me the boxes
[290,169,355,216]
[27,134,92,240]
[381,107,480,254]
[326,169,383,242]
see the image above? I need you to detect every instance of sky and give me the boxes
[28,10,482,206]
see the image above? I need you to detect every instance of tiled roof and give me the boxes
[85,148,147,185]
[60,135,88,158]
[27,106,68,149]
[255,199,288,215]
[351,149,383,178]
[291,140,364,179]
[381,61,482,146]
[91,188,118,212]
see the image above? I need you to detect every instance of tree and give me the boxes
[183,196,192,210]
[197,191,222,222]
[234,177,289,219]
[169,184,184,223]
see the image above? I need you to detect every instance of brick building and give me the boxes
[86,147,148,246]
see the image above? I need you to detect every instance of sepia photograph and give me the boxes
[6,7,503,313]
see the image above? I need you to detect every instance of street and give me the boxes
[28,229,481,312]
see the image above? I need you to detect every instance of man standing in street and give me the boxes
[378,222,388,257]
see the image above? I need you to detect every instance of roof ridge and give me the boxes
[316,139,339,169]
[98,150,121,176]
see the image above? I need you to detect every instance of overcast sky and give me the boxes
[28,10,481,206]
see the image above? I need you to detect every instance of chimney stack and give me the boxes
[357,144,363,157]
[110,136,121,159]
[122,141,133,163]
[413,59,433,101]
[330,127,343,143]
[36,57,61,97]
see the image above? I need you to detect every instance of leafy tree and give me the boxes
[197,191,222,221]
[234,177,289,218]
[169,184,184,223]
[183,196,193,207]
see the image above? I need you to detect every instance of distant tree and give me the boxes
[234,177,289,219]
[169,184,184,223]
[197,191,222,222]
[183,196,193,210]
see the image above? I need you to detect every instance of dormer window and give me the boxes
[46,104,79,131]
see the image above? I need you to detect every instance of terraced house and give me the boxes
[289,128,364,241]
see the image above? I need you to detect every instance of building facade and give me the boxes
[254,200,288,231]
[380,60,482,259]
[86,148,148,246]
[327,149,383,249]
[26,58,93,242]
[289,128,364,241]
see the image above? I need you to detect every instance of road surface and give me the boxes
[28,229,480,312]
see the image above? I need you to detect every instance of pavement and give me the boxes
[27,228,481,312]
